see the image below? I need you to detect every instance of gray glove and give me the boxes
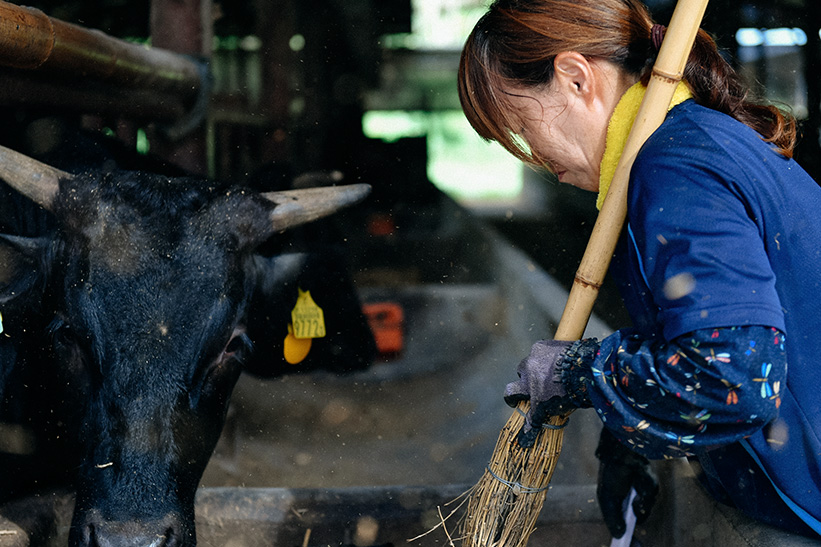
[504,339,575,447]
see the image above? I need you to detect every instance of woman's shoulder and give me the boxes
[646,100,763,155]
[632,100,789,189]
[628,99,820,228]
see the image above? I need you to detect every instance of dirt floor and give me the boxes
[200,189,610,493]
[202,283,603,491]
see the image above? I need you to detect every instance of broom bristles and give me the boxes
[458,403,570,547]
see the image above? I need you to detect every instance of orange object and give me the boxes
[362,302,404,356]
[283,324,312,364]
[366,213,396,236]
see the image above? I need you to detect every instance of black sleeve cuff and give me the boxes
[558,338,599,409]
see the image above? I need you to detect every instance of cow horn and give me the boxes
[262,183,371,231]
[0,144,71,211]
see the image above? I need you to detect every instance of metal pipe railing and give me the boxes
[0,0,205,120]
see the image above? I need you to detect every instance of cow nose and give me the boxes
[81,514,183,547]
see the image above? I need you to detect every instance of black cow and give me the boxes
[0,144,371,547]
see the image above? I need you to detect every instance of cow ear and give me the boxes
[0,234,49,305]
[242,251,376,378]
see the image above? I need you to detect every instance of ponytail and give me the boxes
[642,28,797,157]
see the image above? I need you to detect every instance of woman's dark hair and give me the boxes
[458,0,797,164]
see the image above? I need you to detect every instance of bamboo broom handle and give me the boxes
[554,0,709,342]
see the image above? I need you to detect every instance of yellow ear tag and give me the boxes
[284,323,312,364]
[290,288,326,339]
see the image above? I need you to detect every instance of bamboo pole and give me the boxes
[0,0,201,101]
[460,0,710,544]
[554,0,709,341]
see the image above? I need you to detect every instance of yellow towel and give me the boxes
[597,81,693,210]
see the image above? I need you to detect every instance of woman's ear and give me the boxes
[553,51,596,102]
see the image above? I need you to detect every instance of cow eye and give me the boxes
[49,318,79,350]
[225,335,246,355]
[47,318,94,386]
[220,329,252,363]
[199,330,249,401]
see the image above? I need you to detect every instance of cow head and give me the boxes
[0,145,370,546]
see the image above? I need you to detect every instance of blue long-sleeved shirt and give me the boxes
[578,325,785,459]
[572,100,821,532]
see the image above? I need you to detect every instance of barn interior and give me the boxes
[0,0,820,545]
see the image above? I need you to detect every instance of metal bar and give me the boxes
[0,68,188,121]
[0,0,202,102]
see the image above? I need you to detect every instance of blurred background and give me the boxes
[6,0,819,199]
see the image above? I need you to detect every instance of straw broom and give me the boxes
[458,0,710,544]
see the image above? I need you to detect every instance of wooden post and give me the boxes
[0,0,202,120]
[149,0,212,175]
[257,0,298,169]
[0,1,201,93]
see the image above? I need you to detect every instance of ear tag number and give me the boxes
[290,289,326,339]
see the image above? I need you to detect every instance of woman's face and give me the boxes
[503,55,630,192]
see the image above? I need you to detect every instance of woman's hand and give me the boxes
[504,339,576,447]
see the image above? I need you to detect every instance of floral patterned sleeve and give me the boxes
[563,325,786,459]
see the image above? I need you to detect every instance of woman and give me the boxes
[458,0,821,538]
